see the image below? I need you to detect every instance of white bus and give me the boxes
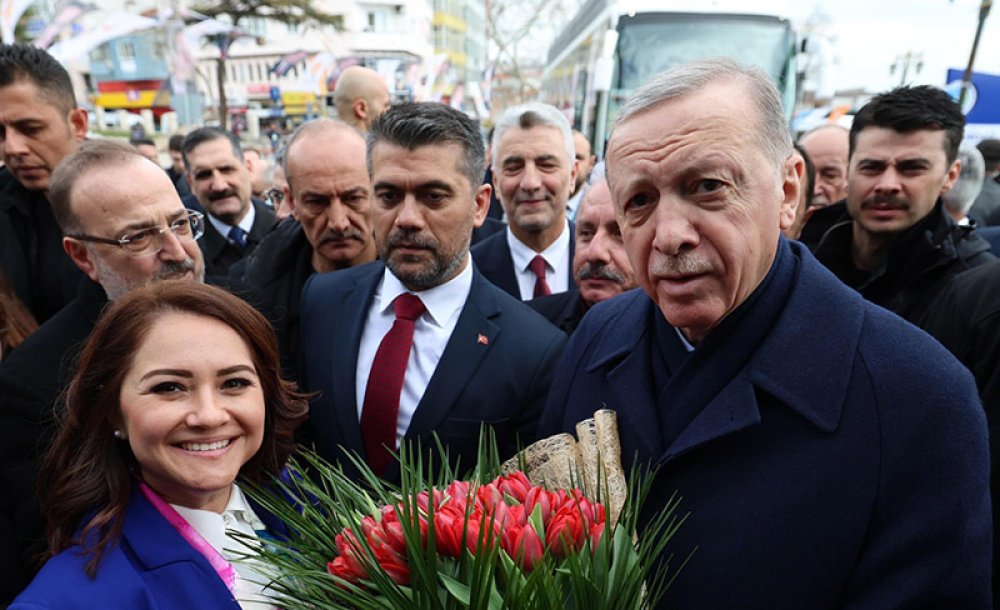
[540,0,800,158]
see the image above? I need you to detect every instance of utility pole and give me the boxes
[959,0,992,108]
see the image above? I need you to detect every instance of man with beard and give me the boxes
[472,102,578,300]
[240,119,376,380]
[299,102,566,482]
[182,127,276,276]
[812,85,1000,599]
[0,44,88,324]
[539,60,990,608]
[529,176,636,334]
[0,140,208,601]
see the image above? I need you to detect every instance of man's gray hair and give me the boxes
[943,144,985,217]
[491,102,574,168]
[612,57,793,166]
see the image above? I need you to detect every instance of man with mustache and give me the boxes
[528,175,636,334]
[0,44,88,324]
[299,102,566,482]
[239,119,376,381]
[0,140,210,601]
[182,127,277,276]
[472,102,578,300]
[813,85,1000,599]
[539,60,990,608]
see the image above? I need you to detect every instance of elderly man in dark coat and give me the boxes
[538,58,991,609]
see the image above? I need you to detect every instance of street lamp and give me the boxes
[889,51,924,87]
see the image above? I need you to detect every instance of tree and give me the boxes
[187,0,343,129]
[486,0,584,109]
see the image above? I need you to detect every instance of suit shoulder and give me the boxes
[12,545,139,608]
[470,230,507,259]
[303,260,381,298]
[482,279,565,340]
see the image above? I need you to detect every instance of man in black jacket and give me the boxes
[812,85,1000,599]
[0,44,87,323]
[239,119,376,379]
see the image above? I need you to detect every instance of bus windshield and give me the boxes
[616,13,795,92]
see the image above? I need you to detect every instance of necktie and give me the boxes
[360,293,426,476]
[228,225,248,250]
[529,255,551,298]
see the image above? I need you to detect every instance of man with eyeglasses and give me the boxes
[181,127,276,277]
[0,44,88,325]
[239,119,376,380]
[0,140,209,601]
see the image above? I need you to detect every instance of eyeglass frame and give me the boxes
[263,186,285,207]
[65,209,206,257]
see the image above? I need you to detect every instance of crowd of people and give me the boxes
[1,40,998,609]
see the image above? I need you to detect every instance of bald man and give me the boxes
[333,66,391,132]
[798,124,849,208]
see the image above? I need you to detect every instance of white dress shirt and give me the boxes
[170,484,277,610]
[207,202,256,242]
[355,260,474,447]
[506,222,571,300]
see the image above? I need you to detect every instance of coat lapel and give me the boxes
[406,269,501,441]
[121,487,238,608]
[587,292,665,462]
[330,265,382,457]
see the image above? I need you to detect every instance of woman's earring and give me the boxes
[113,430,124,439]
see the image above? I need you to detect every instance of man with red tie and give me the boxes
[299,102,567,481]
[472,103,578,300]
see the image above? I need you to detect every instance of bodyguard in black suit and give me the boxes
[181,127,277,276]
[300,103,566,482]
[472,102,580,300]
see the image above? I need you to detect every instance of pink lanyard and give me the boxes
[138,481,237,591]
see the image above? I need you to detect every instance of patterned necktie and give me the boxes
[529,255,551,298]
[360,293,426,476]
[228,225,248,250]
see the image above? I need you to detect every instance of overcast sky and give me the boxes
[787,0,999,93]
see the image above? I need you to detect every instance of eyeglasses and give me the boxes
[263,187,285,208]
[67,210,205,257]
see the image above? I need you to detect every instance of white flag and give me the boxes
[1,0,37,43]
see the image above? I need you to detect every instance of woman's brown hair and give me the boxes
[0,271,38,357]
[40,280,308,576]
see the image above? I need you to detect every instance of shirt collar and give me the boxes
[506,221,571,272]
[207,201,256,237]
[378,258,474,327]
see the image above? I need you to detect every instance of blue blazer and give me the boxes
[470,222,575,300]
[299,261,567,480]
[538,241,992,608]
[10,485,285,609]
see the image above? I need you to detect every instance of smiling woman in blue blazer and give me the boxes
[11,282,308,609]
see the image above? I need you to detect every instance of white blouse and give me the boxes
[170,484,278,610]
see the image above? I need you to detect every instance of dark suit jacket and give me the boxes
[470,222,575,300]
[198,199,276,277]
[527,289,587,336]
[299,261,567,481]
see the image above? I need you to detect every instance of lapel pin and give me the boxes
[477,334,489,345]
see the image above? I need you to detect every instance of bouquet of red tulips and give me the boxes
[241,431,686,609]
